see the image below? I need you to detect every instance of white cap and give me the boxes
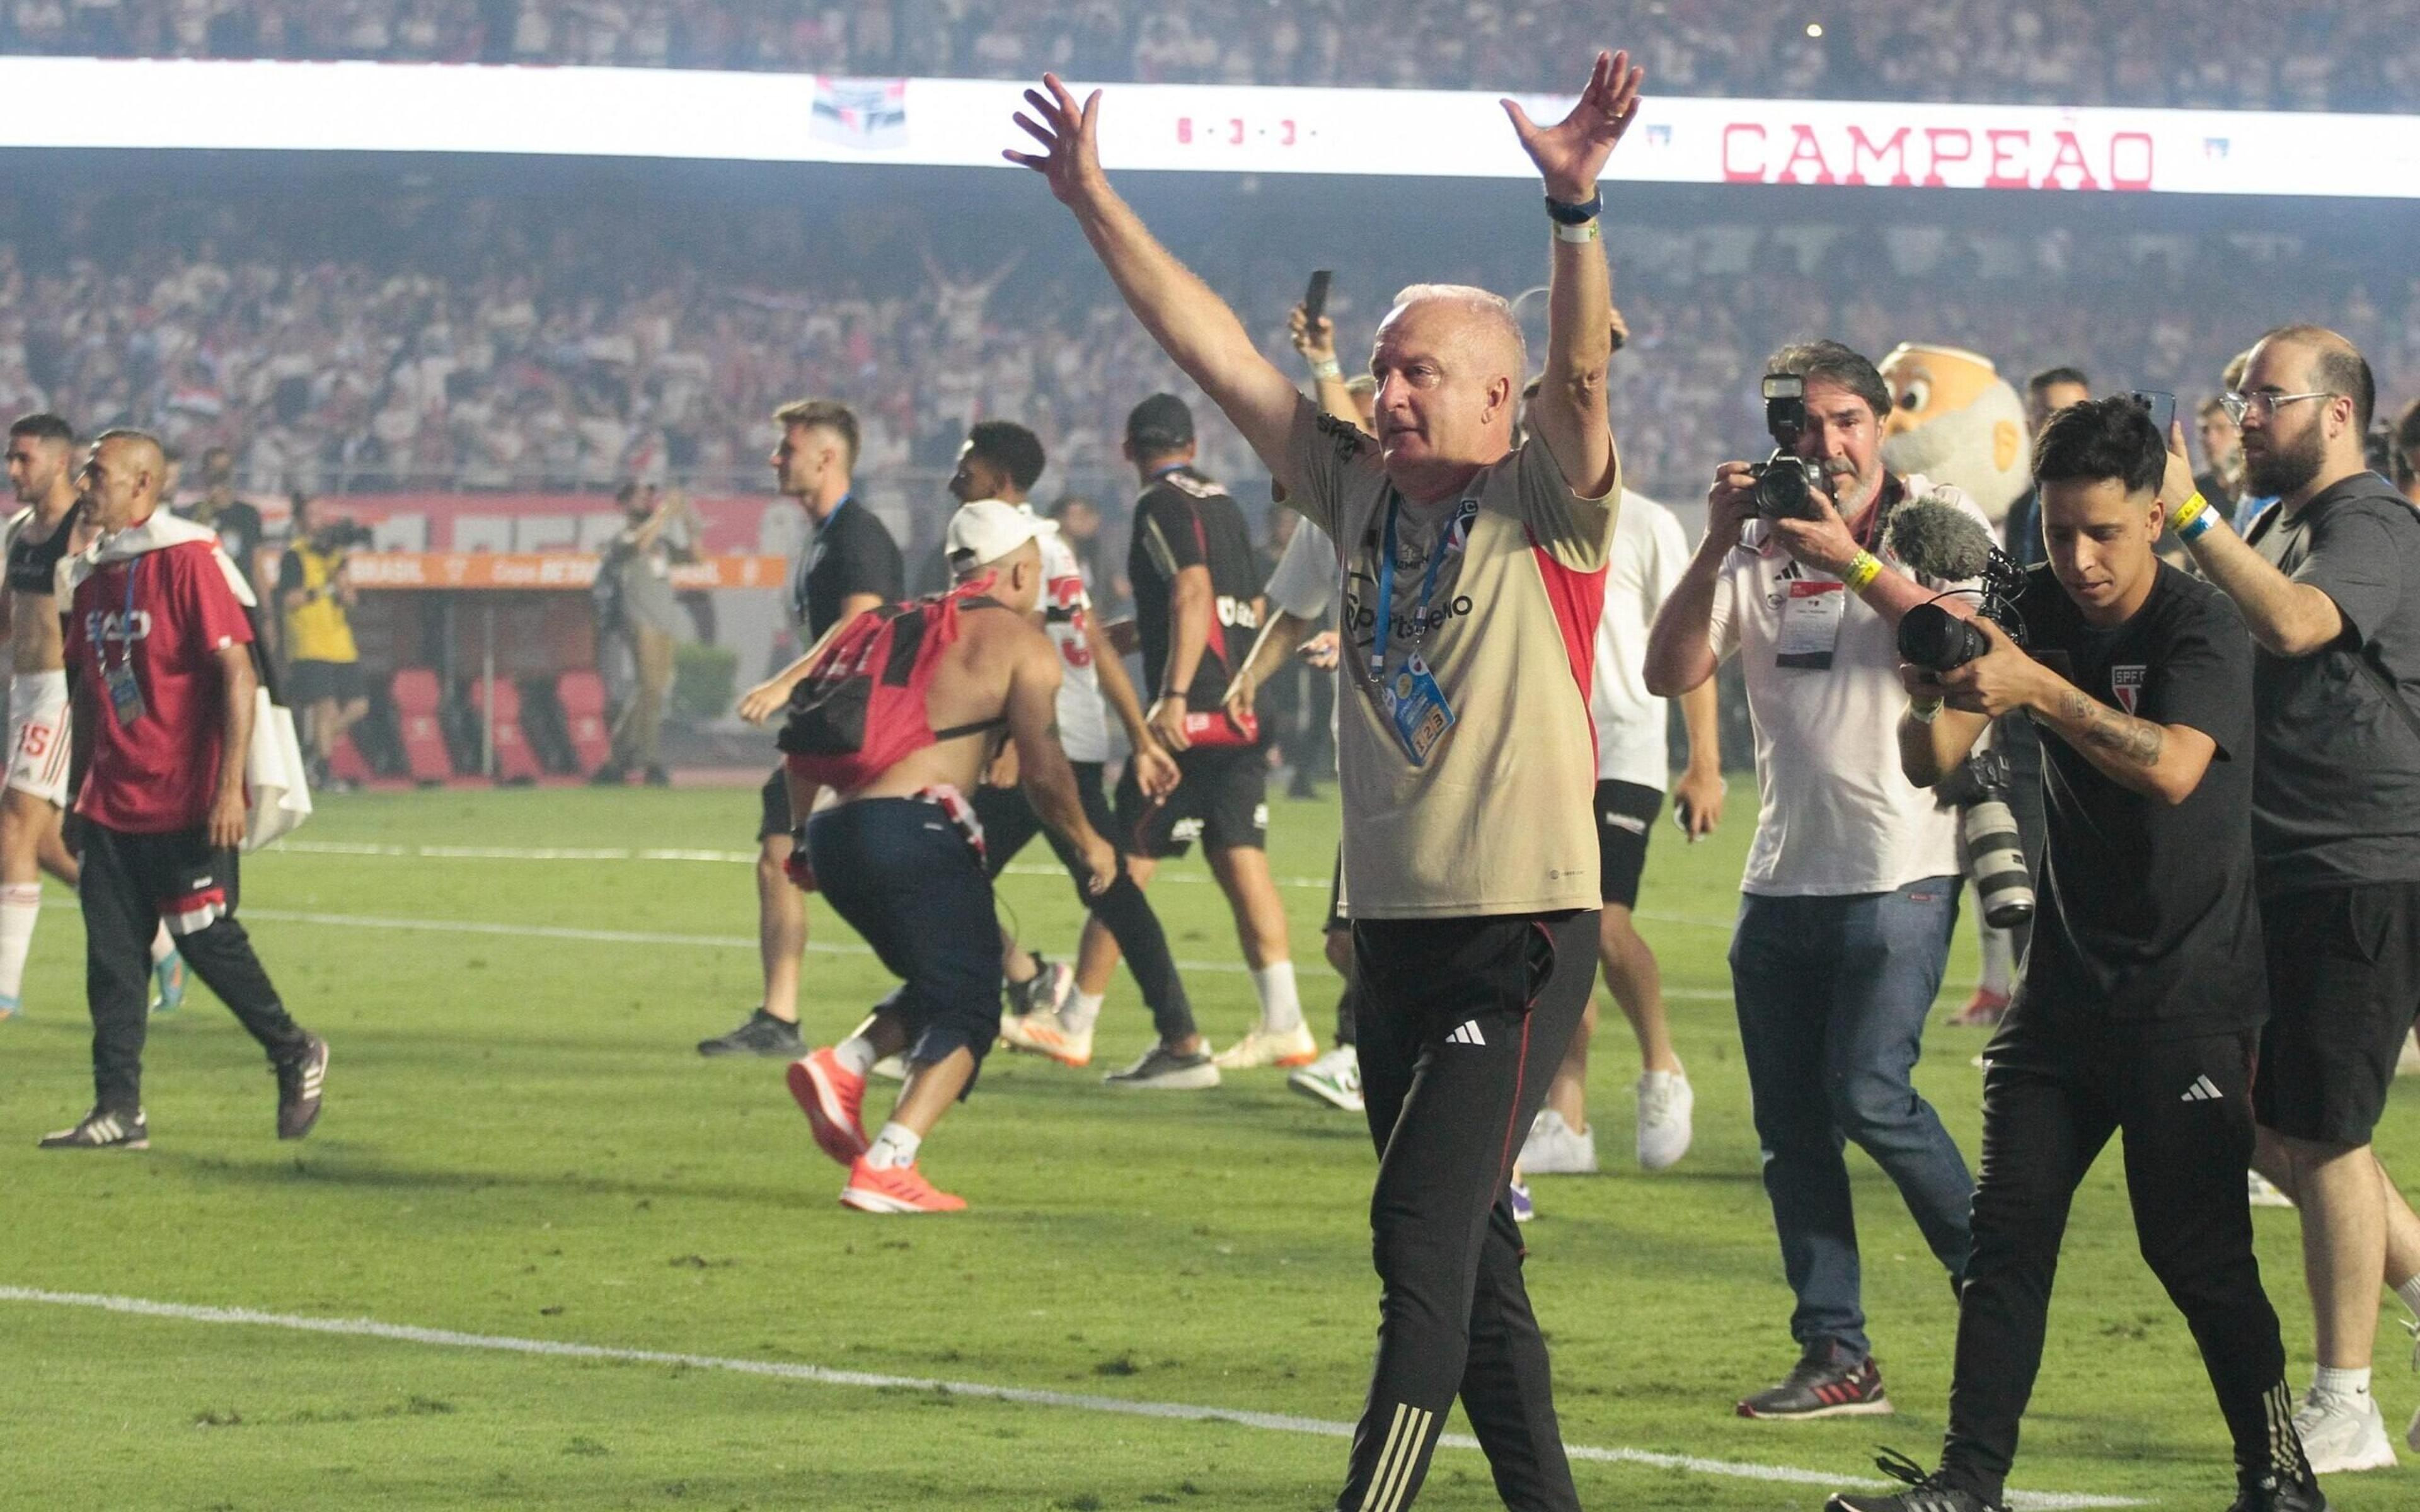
[945,498,1054,571]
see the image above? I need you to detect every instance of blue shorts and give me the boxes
[804,797,1001,1089]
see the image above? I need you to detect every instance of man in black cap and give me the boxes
[1094,392,1309,1082]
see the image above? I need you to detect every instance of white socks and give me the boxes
[1978,922,2015,996]
[865,1121,921,1170]
[1251,961,1303,1034]
[1064,990,1104,1034]
[151,921,176,965]
[831,1036,878,1078]
[0,883,40,1000]
[2313,1365,2371,1399]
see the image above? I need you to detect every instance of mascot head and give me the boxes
[1877,344,2029,524]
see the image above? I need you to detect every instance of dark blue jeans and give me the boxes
[806,798,1001,1082]
[1730,878,1976,1360]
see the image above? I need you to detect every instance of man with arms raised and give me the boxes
[775,500,1115,1213]
[2163,327,2420,1472]
[1829,397,2319,1512]
[1014,50,1637,1509]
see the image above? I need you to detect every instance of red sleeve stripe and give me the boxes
[1525,529,1610,770]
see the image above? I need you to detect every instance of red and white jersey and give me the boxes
[64,525,256,833]
[1025,505,1109,765]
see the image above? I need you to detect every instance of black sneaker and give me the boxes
[642,764,671,788]
[1737,1339,1893,1419]
[696,1009,805,1059]
[2230,1470,2328,1512]
[1825,1451,2002,1512]
[276,1034,330,1140]
[588,763,628,787]
[39,1106,149,1150]
[1102,1043,1220,1090]
[1005,956,1073,1020]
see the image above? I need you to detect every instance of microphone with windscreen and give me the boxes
[1886,498,2027,672]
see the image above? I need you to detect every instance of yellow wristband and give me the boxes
[1843,550,1883,593]
[2167,491,2208,534]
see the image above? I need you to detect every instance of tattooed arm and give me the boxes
[1937,617,2218,805]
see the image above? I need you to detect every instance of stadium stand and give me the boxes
[0,1,2412,112]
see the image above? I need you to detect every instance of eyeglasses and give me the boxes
[2220,389,2334,425]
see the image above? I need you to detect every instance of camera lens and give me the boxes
[1754,463,1809,520]
[1961,798,2036,927]
[1898,602,1989,672]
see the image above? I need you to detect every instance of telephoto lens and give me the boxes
[1961,796,2036,927]
[1898,601,1990,672]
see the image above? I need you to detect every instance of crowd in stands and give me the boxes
[0,188,2409,533]
[2,0,2417,113]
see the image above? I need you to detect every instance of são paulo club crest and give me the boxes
[1444,498,1479,554]
[2111,664,2146,715]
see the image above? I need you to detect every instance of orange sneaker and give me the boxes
[787,1049,868,1167]
[998,1010,1093,1068]
[839,1157,967,1213]
[1949,987,2010,1028]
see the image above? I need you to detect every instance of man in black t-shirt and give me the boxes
[1100,394,1306,1075]
[698,399,904,1059]
[2166,327,2420,1473]
[1830,399,2319,1512]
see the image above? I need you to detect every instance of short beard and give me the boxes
[2245,425,2325,498]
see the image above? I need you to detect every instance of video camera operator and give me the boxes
[277,494,371,789]
[1825,396,2319,1512]
[1644,340,1980,1419]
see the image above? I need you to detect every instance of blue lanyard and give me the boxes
[1369,492,1455,684]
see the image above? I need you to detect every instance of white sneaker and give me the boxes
[1286,1046,1363,1112]
[2293,1387,2398,1474]
[1519,1109,1598,1175]
[869,1054,908,1082]
[2248,1170,2296,1209]
[1213,1021,1318,1070]
[998,1010,1094,1068]
[1636,1068,1694,1172]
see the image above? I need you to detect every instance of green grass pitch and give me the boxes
[3,786,2416,1511]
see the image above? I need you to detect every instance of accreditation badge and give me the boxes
[1777,580,1847,670]
[1383,652,1455,766]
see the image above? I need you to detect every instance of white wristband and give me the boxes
[1552,219,1601,244]
[1309,357,1342,381]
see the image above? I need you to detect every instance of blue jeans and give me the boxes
[1730,878,1976,1360]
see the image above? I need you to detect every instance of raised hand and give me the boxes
[1005,74,1108,207]
[1502,49,1645,205]
[1288,304,1337,367]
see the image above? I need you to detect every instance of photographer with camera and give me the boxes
[277,495,370,791]
[1826,397,2319,1512]
[1644,340,1981,1419]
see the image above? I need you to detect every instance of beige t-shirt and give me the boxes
[1283,399,1619,919]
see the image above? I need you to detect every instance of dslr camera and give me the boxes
[312,517,375,554]
[1748,374,1826,522]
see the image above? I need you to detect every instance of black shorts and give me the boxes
[757,765,790,843]
[1594,779,1661,910]
[972,762,1121,878]
[1114,744,1267,859]
[804,797,1000,1088]
[287,658,365,706]
[2254,881,2420,1146]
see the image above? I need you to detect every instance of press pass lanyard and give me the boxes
[1368,492,1453,685]
[1366,491,1465,766]
[102,555,145,726]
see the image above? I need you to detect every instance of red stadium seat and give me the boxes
[555,670,614,777]
[469,677,543,783]
[328,731,375,786]
[389,668,457,785]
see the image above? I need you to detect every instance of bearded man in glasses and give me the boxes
[2164,324,2420,1474]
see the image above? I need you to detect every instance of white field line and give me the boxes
[0,1286,2137,1511]
[264,839,1737,933]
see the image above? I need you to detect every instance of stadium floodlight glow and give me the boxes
[0,58,2407,198]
